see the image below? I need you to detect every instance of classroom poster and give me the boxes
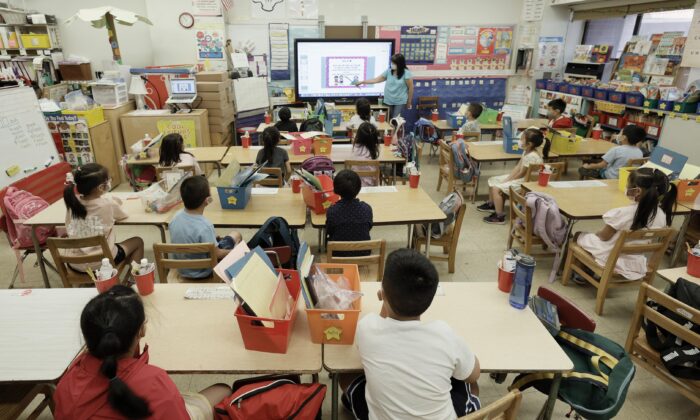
[286,0,318,19]
[477,28,496,55]
[536,36,563,71]
[157,120,197,148]
[45,114,93,167]
[195,20,225,60]
[399,26,438,64]
[522,0,545,21]
[269,23,290,80]
[192,0,221,16]
[251,0,287,19]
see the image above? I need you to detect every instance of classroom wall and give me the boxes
[23,0,154,72]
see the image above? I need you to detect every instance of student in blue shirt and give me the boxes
[579,124,645,179]
[169,176,242,279]
[355,54,413,120]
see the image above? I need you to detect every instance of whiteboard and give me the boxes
[233,77,270,112]
[0,87,60,189]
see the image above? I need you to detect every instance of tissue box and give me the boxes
[217,184,253,210]
[447,113,467,128]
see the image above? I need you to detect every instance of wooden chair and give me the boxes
[382,141,424,186]
[537,286,596,332]
[561,227,675,315]
[523,161,566,183]
[626,158,649,167]
[461,131,482,142]
[326,239,386,282]
[416,96,439,117]
[153,242,219,283]
[0,382,55,420]
[47,236,128,288]
[345,160,381,186]
[265,245,292,268]
[458,390,522,420]
[625,283,700,405]
[437,141,477,202]
[507,186,550,256]
[254,167,284,188]
[414,202,467,273]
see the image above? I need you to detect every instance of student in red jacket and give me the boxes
[546,98,573,129]
[54,286,230,420]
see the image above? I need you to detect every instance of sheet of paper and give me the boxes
[184,287,236,300]
[231,52,249,69]
[268,274,294,319]
[299,131,327,139]
[252,188,279,195]
[281,133,298,140]
[549,180,607,188]
[360,186,398,193]
[231,251,281,320]
[680,163,700,180]
[641,161,672,176]
[213,241,250,284]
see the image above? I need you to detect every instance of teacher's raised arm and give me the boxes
[356,54,413,120]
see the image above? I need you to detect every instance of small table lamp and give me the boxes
[129,75,148,110]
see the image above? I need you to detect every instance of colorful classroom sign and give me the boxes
[157,120,197,148]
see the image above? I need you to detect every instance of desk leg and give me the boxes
[473,162,482,203]
[393,163,397,186]
[157,225,167,243]
[32,225,51,288]
[558,219,577,276]
[215,162,222,177]
[538,372,561,420]
[425,223,432,258]
[671,213,691,266]
[407,224,414,248]
[331,373,339,420]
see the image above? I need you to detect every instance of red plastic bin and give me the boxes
[234,269,301,354]
[301,174,339,214]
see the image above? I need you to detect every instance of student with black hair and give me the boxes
[348,98,378,130]
[274,106,299,132]
[478,128,551,225]
[54,285,232,419]
[576,167,677,280]
[63,163,144,273]
[546,98,573,129]
[168,176,242,278]
[159,133,202,175]
[458,103,483,135]
[341,249,481,420]
[326,169,373,256]
[355,53,414,120]
[579,124,645,179]
[350,122,380,186]
[256,126,291,180]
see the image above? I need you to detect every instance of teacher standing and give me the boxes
[355,53,414,120]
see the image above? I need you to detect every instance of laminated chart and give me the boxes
[325,57,367,88]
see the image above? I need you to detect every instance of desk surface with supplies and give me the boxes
[222,144,404,166]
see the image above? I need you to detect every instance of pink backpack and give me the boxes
[3,187,55,249]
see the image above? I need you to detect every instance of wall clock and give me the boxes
[179,12,194,29]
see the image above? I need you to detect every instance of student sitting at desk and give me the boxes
[342,249,481,420]
[578,124,644,180]
[159,133,202,175]
[546,98,573,129]
[348,98,378,130]
[458,103,482,136]
[326,170,373,256]
[54,285,232,419]
[274,106,298,132]
[351,122,380,186]
[256,126,291,180]
[169,176,242,279]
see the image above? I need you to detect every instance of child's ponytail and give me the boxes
[63,164,109,219]
[655,170,677,226]
[629,168,675,230]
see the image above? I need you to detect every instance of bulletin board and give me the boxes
[376,25,515,74]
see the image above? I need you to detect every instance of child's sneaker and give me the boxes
[483,213,506,225]
[476,202,495,213]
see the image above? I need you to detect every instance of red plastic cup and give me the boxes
[431,111,438,121]
[378,113,386,122]
[291,178,302,193]
[455,133,464,140]
[242,136,251,148]
[498,266,514,292]
[264,114,271,124]
[591,129,602,139]
[347,127,353,138]
[538,171,551,187]
[383,134,392,146]
[409,173,420,188]
[688,251,700,277]
[134,268,155,296]
[95,269,119,294]
[497,111,504,122]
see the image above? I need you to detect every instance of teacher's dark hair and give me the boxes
[81,285,150,418]
[391,54,407,79]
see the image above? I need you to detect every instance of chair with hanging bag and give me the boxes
[300,117,325,133]
[247,217,300,269]
[301,156,335,177]
[414,117,440,157]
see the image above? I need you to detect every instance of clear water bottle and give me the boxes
[139,258,149,274]
[509,255,536,309]
[98,258,113,280]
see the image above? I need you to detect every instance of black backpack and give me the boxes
[300,118,324,132]
[247,217,300,269]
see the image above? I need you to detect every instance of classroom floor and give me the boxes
[7,150,697,419]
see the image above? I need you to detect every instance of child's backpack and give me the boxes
[644,277,700,379]
[2,187,56,249]
[511,328,635,420]
[247,217,300,268]
[390,116,406,145]
[414,117,439,144]
[417,191,463,239]
[450,140,480,182]
[215,374,326,420]
[299,118,324,132]
[301,156,334,177]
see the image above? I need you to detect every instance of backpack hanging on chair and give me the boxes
[247,217,300,269]
[416,191,463,239]
[301,156,335,177]
[414,117,439,145]
[2,187,56,248]
[450,140,479,182]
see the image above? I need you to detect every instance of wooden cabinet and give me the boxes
[102,101,135,159]
[120,109,211,150]
[89,122,122,187]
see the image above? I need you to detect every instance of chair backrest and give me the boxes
[459,390,522,420]
[153,242,218,283]
[155,165,194,181]
[326,239,386,282]
[414,140,425,167]
[508,186,533,238]
[47,235,115,287]
[265,245,292,268]
[626,158,649,167]
[416,96,438,110]
[345,160,381,186]
[524,161,565,182]
[438,140,454,169]
[461,131,482,142]
[448,203,467,249]
[255,167,284,188]
[606,227,675,281]
[537,286,596,332]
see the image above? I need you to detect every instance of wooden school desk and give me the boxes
[656,267,700,285]
[143,284,322,375]
[256,121,393,133]
[310,186,446,256]
[323,282,573,420]
[0,288,96,382]
[25,192,178,286]
[126,146,230,176]
[674,199,700,265]
[203,187,307,228]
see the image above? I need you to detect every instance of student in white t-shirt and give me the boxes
[159,133,203,175]
[341,249,481,420]
[576,167,676,281]
[348,97,378,130]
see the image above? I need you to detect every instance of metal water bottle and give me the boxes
[509,255,536,309]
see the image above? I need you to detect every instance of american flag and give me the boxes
[221,0,233,10]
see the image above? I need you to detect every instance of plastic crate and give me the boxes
[305,263,361,345]
[568,85,582,96]
[447,113,466,128]
[658,100,674,111]
[301,174,339,214]
[235,269,301,354]
[593,88,609,101]
[313,137,332,155]
[535,79,547,90]
[625,92,644,107]
[548,131,582,155]
[643,99,658,109]
[216,183,253,210]
[290,138,313,155]
[608,92,626,104]
[91,82,128,106]
[677,179,700,202]
[673,101,698,113]
[581,86,595,98]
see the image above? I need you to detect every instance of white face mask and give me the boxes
[103,180,112,192]
[391,64,397,71]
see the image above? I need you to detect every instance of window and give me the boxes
[637,10,694,38]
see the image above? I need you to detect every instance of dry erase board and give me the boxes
[232,77,270,112]
[0,87,60,189]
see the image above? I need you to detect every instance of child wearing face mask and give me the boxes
[478,128,550,224]
[546,99,573,129]
[168,175,242,279]
[64,163,144,273]
[575,167,677,280]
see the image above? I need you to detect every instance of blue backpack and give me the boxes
[247,217,300,269]
[450,140,479,182]
[414,118,439,144]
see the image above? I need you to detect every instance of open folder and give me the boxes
[297,242,317,309]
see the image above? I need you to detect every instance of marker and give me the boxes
[44,156,55,167]
[23,166,38,173]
